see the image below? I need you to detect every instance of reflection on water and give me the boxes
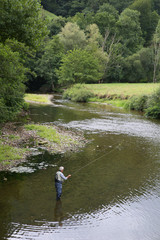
[1,95,160,240]
[54,200,63,227]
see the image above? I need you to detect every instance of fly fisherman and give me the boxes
[55,166,71,201]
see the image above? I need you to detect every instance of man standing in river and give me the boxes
[55,166,71,201]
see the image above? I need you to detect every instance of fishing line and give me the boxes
[72,140,123,175]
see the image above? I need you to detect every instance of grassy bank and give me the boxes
[88,97,127,108]
[0,122,87,171]
[63,83,160,118]
[0,144,27,166]
[86,83,160,118]
[24,94,53,104]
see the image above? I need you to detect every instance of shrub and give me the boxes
[145,106,160,118]
[127,95,148,111]
[23,102,29,111]
[145,87,160,118]
[63,84,94,102]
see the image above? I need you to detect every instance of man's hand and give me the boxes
[67,174,71,178]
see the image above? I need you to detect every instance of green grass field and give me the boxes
[42,9,57,21]
[86,83,160,98]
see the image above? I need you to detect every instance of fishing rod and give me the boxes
[72,141,123,175]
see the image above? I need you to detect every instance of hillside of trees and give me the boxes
[1,0,160,121]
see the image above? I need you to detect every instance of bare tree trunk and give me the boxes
[153,41,160,83]
[102,33,118,81]
[102,29,110,52]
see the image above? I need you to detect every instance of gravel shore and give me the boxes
[0,122,88,171]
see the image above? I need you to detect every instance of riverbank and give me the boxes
[24,94,54,105]
[63,83,160,118]
[87,83,160,118]
[0,122,87,171]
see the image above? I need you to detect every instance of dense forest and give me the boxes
[0,0,160,121]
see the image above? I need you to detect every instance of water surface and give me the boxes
[1,95,160,240]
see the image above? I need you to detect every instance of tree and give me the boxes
[86,24,103,48]
[117,8,144,56]
[0,43,27,122]
[0,0,48,122]
[94,3,118,37]
[130,0,159,45]
[86,24,108,79]
[58,22,87,51]
[0,0,48,49]
[57,49,104,85]
[154,0,160,14]
[48,16,67,37]
[153,19,160,83]
[109,0,134,13]
[36,36,64,90]
[69,12,95,30]
[123,52,146,83]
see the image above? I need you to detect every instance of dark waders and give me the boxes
[55,179,62,201]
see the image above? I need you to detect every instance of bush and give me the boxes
[145,87,160,118]
[63,84,94,102]
[145,106,160,118]
[23,102,29,111]
[127,95,148,111]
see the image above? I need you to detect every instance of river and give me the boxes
[1,95,160,240]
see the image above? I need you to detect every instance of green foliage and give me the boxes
[130,0,159,45]
[145,105,160,118]
[58,22,87,51]
[145,87,160,118]
[48,16,67,36]
[41,0,134,16]
[95,3,118,36]
[153,19,160,83]
[122,51,148,83]
[36,36,64,90]
[0,0,48,49]
[107,0,134,13]
[117,8,144,56]
[127,95,148,111]
[57,49,104,85]
[69,12,95,30]
[23,102,30,111]
[125,87,160,119]
[0,42,27,122]
[154,0,160,14]
[63,84,94,102]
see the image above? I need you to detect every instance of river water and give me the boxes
[1,95,160,240]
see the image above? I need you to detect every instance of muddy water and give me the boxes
[1,96,160,240]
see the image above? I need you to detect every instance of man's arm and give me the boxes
[60,172,71,180]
